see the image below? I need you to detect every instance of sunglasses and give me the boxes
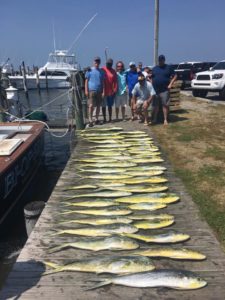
[117,65,123,68]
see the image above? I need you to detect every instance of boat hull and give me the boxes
[0,123,45,225]
[9,76,71,89]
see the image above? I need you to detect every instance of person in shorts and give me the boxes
[85,57,105,126]
[151,54,177,125]
[132,73,156,125]
[101,58,118,122]
[115,61,127,121]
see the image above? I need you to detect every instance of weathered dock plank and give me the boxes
[1,121,225,300]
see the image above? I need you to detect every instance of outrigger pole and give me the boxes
[153,0,159,66]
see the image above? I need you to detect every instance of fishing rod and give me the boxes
[67,13,98,53]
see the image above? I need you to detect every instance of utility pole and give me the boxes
[154,0,159,66]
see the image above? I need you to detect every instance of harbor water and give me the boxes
[0,88,76,290]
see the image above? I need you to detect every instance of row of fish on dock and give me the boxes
[43,127,207,291]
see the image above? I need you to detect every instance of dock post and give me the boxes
[24,201,45,237]
[71,71,85,130]
[45,67,48,90]
[0,67,6,121]
[35,67,41,93]
[21,61,29,98]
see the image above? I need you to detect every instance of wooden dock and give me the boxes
[1,121,225,300]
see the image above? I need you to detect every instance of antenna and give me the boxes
[52,20,56,52]
[104,47,109,62]
[68,13,98,53]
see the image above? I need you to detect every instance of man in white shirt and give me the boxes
[132,73,156,125]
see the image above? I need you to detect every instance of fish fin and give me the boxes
[84,279,112,291]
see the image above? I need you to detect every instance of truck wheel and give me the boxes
[199,91,208,98]
[192,90,200,97]
[219,87,225,100]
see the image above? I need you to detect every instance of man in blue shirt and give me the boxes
[85,56,105,126]
[126,62,139,107]
[152,55,177,125]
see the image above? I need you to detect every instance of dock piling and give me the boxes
[71,71,85,130]
[21,61,29,98]
[45,67,48,90]
[24,201,45,237]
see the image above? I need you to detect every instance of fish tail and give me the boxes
[84,279,112,291]
[50,230,64,236]
[43,261,59,269]
[60,202,71,207]
[60,210,73,215]
[42,261,64,275]
[48,244,68,254]
[76,172,84,177]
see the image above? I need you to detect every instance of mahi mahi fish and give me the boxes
[123,231,190,243]
[86,148,128,152]
[48,236,139,253]
[129,158,164,163]
[125,171,165,177]
[60,207,132,216]
[90,143,132,148]
[65,191,132,199]
[128,213,174,221]
[74,158,133,163]
[62,200,119,208]
[78,168,128,174]
[87,269,207,290]
[133,219,174,229]
[77,162,137,168]
[107,185,168,193]
[43,255,155,276]
[83,136,124,140]
[124,138,153,142]
[80,174,133,180]
[128,202,167,211]
[63,183,125,191]
[117,177,167,184]
[115,193,180,204]
[128,148,159,153]
[128,165,166,171]
[51,224,138,237]
[132,247,206,260]
[59,217,133,226]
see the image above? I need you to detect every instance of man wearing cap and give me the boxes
[85,57,105,126]
[126,62,139,120]
[151,55,177,125]
[101,58,118,123]
[131,73,156,125]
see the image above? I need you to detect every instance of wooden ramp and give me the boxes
[1,121,225,300]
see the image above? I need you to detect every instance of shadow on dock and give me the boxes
[0,260,45,300]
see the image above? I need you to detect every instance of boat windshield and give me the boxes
[48,51,76,65]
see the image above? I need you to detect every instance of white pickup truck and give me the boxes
[191,60,225,99]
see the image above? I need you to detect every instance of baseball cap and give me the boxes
[138,73,145,81]
[158,55,165,61]
[94,56,101,61]
[129,61,136,67]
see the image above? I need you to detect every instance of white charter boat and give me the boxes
[9,50,78,89]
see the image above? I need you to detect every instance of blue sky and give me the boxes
[1,0,224,69]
